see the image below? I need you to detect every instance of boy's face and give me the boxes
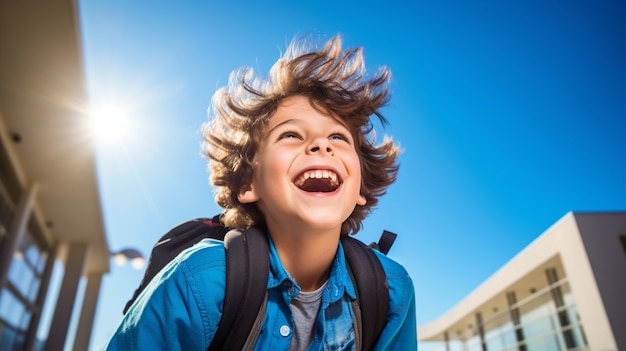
[238,95,366,233]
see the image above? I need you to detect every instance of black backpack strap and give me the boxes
[241,291,268,350]
[208,227,269,351]
[341,235,389,351]
[370,230,397,255]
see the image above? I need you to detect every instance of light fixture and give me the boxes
[112,248,146,270]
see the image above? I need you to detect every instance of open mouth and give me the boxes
[294,169,341,193]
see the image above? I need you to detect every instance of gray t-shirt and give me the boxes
[289,281,328,351]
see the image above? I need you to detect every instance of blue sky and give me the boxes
[76,1,625,349]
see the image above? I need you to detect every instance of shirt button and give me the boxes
[279,325,291,337]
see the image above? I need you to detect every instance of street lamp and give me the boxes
[111,248,146,270]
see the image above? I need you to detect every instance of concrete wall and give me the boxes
[574,212,626,351]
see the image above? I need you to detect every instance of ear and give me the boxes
[238,183,260,203]
[356,193,367,206]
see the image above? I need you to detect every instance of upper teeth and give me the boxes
[295,170,339,187]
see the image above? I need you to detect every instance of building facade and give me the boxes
[0,1,112,350]
[418,212,626,351]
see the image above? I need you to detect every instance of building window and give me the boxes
[439,273,589,351]
[0,230,48,351]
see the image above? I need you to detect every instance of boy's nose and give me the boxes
[308,137,333,155]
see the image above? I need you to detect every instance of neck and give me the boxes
[268,223,340,292]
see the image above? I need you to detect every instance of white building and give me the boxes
[418,212,626,351]
[0,1,112,350]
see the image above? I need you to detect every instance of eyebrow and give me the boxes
[266,118,298,136]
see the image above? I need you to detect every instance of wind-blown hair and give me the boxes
[203,35,400,235]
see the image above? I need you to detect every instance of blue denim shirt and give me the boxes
[104,235,417,350]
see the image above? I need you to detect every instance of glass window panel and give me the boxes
[501,329,518,347]
[417,341,448,351]
[6,231,47,306]
[466,336,482,351]
[36,251,48,273]
[524,333,561,351]
[521,303,552,324]
[484,327,499,342]
[518,292,553,325]
[18,309,31,331]
[561,284,574,306]
[466,335,480,345]
[7,253,27,283]
[0,321,18,351]
[17,234,36,269]
[565,306,581,326]
[0,288,25,328]
[485,334,504,350]
[25,242,42,270]
[7,257,36,303]
[0,289,10,319]
[26,276,41,303]
[522,315,557,340]
[570,325,588,348]
[448,340,465,351]
[484,319,515,350]
[12,331,25,351]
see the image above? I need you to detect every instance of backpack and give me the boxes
[124,215,397,350]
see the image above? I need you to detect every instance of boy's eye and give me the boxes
[329,132,350,142]
[278,131,301,140]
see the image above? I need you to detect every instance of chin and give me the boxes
[299,213,349,232]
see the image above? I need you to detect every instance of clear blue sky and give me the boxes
[76,1,625,349]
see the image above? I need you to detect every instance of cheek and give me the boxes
[353,153,365,192]
[256,147,292,182]
[348,150,363,176]
[345,150,364,191]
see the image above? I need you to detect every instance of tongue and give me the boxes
[299,178,336,192]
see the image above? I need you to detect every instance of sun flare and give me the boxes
[89,104,133,145]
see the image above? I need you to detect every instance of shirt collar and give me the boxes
[266,234,357,302]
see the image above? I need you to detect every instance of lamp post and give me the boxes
[111,248,146,270]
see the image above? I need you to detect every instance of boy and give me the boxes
[105,35,416,350]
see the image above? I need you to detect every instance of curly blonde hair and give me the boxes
[203,35,400,235]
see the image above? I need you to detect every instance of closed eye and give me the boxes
[329,132,351,143]
[278,130,302,140]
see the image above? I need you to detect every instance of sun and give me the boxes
[89,103,133,145]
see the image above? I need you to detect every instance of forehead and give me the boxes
[269,95,351,130]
